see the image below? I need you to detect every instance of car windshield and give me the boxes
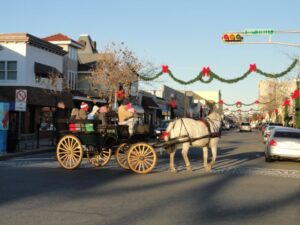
[274,131,300,139]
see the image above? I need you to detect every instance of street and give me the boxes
[0,129,299,225]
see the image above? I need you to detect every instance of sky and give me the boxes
[1,0,300,109]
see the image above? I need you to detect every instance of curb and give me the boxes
[0,148,55,161]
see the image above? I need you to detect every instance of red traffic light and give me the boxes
[222,33,243,42]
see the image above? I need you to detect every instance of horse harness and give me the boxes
[172,118,221,146]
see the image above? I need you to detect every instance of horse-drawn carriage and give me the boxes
[56,116,158,174]
[56,110,222,174]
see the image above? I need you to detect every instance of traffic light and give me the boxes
[222,33,243,42]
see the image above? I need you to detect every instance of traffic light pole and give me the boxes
[223,30,300,47]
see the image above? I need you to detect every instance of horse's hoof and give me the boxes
[204,165,212,171]
[170,168,177,173]
[186,166,193,172]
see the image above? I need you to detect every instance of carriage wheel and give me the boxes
[56,135,83,169]
[115,143,131,170]
[87,147,112,167]
[127,142,157,174]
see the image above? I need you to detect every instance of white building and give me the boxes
[0,33,68,147]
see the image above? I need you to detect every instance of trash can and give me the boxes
[0,130,7,153]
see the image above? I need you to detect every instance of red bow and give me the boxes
[292,90,300,99]
[249,64,256,72]
[282,99,290,106]
[255,100,260,104]
[219,100,224,104]
[162,64,169,73]
[202,67,210,77]
[160,131,170,140]
[274,109,279,114]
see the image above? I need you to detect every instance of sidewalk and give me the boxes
[0,138,55,161]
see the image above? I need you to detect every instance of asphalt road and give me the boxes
[0,130,299,225]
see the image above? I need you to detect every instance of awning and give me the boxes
[141,96,160,109]
[157,103,169,116]
[35,62,62,78]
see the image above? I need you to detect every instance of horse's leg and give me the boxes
[202,145,210,171]
[181,143,192,171]
[168,146,177,172]
[207,138,219,170]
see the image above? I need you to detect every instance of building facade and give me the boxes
[0,33,68,151]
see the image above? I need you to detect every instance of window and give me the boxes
[0,61,17,80]
[7,61,17,80]
[0,61,5,80]
[68,47,77,60]
[67,71,77,90]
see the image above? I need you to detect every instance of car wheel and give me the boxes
[265,156,273,162]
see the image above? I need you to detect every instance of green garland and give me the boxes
[138,59,298,84]
[229,109,259,113]
[223,99,275,107]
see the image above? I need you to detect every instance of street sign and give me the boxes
[244,29,274,35]
[15,89,27,111]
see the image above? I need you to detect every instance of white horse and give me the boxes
[164,111,222,172]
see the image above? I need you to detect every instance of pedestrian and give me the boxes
[116,84,126,106]
[170,97,176,119]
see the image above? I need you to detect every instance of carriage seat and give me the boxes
[117,125,130,139]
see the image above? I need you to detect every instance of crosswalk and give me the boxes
[1,155,300,179]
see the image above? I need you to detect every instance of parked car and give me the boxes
[263,125,281,144]
[265,127,300,162]
[154,120,172,140]
[222,121,230,131]
[239,122,251,132]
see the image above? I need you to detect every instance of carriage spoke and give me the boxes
[60,154,67,161]
[58,147,68,152]
[61,142,68,151]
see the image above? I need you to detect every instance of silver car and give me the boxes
[265,127,300,162]
[263,125,281,144]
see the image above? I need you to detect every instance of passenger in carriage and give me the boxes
[118,98,137,136]
[86,105,100,132]
[78,102,89,131]
[69,108,80,131]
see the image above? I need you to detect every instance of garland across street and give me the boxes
[138,59,298,84]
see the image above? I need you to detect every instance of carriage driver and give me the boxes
[118,98,137,136]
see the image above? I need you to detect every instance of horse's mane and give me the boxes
[165,110,222,135]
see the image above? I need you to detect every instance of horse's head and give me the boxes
[207,110,222,131]
[162,121,175,142]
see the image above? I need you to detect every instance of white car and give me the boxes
[239,122,251,132]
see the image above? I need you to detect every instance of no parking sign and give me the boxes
[15,89,27,111]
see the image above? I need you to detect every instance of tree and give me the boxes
[259,78,295,122]
[89,42,155,105]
